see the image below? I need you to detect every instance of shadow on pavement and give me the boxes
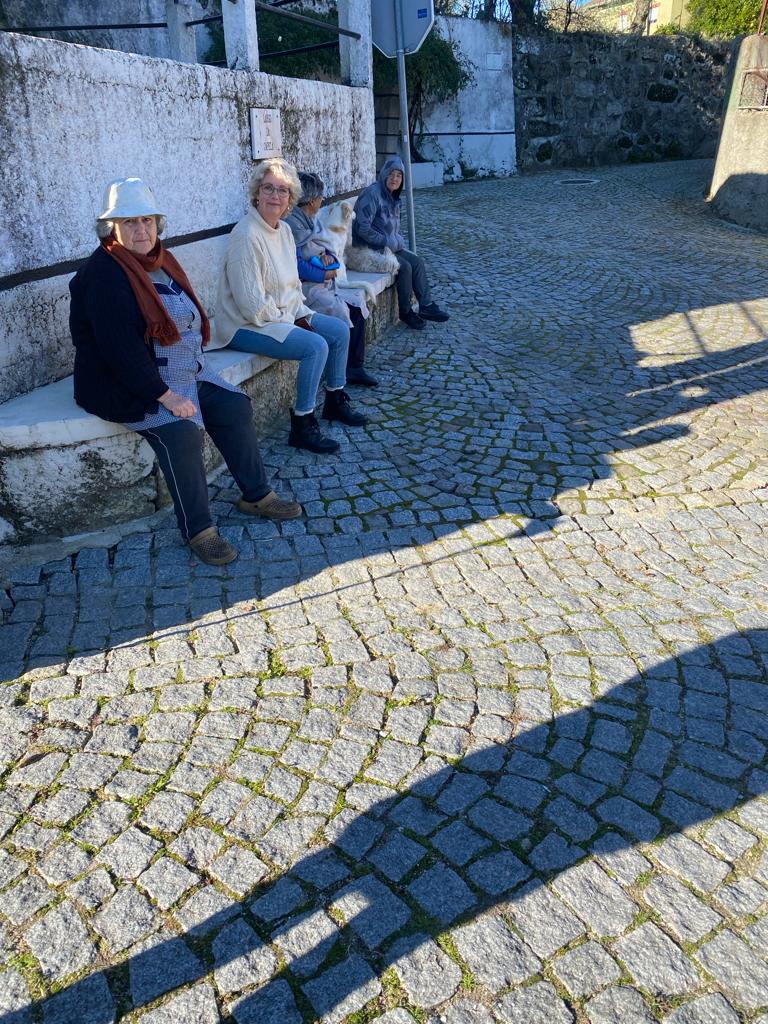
[5,166,768,677]
[7,630,767,1022]
[5,327,768,682]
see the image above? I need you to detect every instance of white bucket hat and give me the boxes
[97,177,165,220]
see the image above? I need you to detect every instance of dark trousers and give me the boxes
[139,382,269,541]
[346,305,366,370]
[395,248,433,314]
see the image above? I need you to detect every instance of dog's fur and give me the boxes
[318,198,399,294]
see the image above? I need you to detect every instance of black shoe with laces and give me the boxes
[400,309,425,330]
[419,302,450,322]
[346,367,379,388]
[322,388,368,427]
[288,410,339,454]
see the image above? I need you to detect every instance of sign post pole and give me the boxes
[372,0,434,252]
[394,0,418,253]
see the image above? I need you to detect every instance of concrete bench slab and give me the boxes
[0,271,390,453]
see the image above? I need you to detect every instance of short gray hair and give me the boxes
[95,214,166,240]
[249,158,302,213]
[297,171,325,207]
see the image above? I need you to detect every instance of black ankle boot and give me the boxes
[346,367,379,388]
[288,411,339,454]
[322,389,368,427]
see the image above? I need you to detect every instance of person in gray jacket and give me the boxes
[352,156,449,331]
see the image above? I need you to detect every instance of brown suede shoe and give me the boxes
[188,527,238,565]
[237,490,302,520]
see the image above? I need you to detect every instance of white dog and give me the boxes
[317,198,399,297]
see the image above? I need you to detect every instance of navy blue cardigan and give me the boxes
[69,247,169,423]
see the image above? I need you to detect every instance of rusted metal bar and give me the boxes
[758,0,767,34]
[260,38,337,58]
[253,1,361,40]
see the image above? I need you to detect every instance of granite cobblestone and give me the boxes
[2,163,768,1022]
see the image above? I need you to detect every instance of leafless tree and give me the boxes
[630,0,651,31]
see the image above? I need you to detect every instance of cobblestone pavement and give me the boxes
[2,160,768,1024]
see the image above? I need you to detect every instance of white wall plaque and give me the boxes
[486,52,503,71]
[250,108,282,160]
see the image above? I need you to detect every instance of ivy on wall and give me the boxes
[373,28,475,162]
[687,0,762,37]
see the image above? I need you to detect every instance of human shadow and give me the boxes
[7,630,767,1022]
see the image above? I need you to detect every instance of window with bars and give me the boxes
[738,70,768,109]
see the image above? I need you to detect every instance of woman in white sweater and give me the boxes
[217,158,366,454]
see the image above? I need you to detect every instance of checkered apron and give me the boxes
[124,272,241,431]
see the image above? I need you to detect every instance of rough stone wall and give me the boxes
[708,35,768,234]
[513,31,731,171]
[0,31,375,404]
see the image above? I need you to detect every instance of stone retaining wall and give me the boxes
[513,31,731,170]
[0,0,212,60]
[0,30,375,405]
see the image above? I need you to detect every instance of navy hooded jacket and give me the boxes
[352,156,406,253]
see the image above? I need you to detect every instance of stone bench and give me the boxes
[0,270,396,543]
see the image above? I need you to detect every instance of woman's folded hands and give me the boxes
[159,389,198,418]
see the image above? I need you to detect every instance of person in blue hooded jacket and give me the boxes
[352,156,449,331]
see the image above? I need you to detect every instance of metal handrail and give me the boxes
[253,1,360,40]
[0,21,166,32]
[1,2,361,54]
[185,15,223,27]
[261,39,338,59]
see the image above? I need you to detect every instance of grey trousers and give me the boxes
[396,248,433,313]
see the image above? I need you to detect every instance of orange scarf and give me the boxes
[101,237,211,347]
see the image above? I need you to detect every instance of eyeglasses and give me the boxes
[260,183,290,198]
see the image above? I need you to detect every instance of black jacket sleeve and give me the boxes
[70,249,168,420]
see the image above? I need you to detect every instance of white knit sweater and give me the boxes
[215,208,312,345]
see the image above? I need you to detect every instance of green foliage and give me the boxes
[687,0,762,36]
[653,20,687,31]
[204,2,340,81]
[373,27,475,160]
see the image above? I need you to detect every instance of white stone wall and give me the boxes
[709,35,768,234]
[0,0,212,60]
[417,16,516,180]
[0,31,375,403]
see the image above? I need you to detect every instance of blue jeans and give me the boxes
[230,313,350,415]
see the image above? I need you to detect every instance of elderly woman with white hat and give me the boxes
[69,177,301,565]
